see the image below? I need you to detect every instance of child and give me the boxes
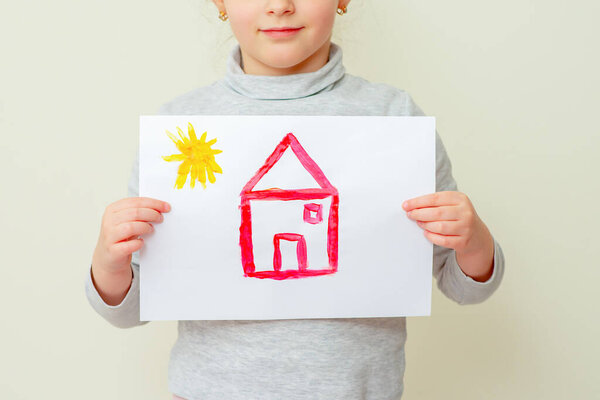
[85,1,505,399]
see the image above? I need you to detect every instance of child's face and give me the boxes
[213,0,350,75]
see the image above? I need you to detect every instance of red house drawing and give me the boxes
[239,133,339,280]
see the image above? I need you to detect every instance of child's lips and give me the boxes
[260,27,304,38]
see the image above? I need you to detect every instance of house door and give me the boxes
[273,233,307,271]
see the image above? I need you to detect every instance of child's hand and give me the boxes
[92,197,171,275]
[402,191,494,281]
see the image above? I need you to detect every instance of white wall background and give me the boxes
[1,0,598,398]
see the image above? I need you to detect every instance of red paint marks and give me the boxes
[245,269,338,280]
[239,133,339,280]
[243,188,336,201]
[241,133,335,193]
[273,233,307,271]
[303,203,323,224]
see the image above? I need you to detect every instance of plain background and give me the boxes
[1,0,598,398]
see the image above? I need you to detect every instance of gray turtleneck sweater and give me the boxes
[85,42,505,400]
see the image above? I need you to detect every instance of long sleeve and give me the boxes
[84,147,149,328]
[407,95,505,305]
[432,131,505,304]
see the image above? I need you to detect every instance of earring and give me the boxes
[336,6,347,15]
[218,11,228,21]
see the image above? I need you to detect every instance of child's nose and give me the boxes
[266,0,295,16]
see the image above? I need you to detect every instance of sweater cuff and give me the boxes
[444,236,505,305]
[84,263,142,327]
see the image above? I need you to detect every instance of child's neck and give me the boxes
[240,40,331,76]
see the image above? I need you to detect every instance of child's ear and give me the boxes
[211,0,225,13]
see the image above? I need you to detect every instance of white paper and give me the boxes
[139,115,435,321]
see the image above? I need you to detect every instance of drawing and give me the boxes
[162,122,222,189]
[239,133,339,280]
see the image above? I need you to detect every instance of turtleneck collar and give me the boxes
[222,42,346,100]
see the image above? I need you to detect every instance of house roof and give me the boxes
[242,133,335,194]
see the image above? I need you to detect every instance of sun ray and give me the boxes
[190,163,197,189]
[187,122,197,141]
[165,130,179,145]
[198,163,208,188]
[162,123,222,189]
[162,154,187,162]
[206,167,216,184]
[176,127,189,145]
[175,172,187,189]
[208,159,222,174]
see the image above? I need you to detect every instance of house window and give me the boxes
[303,203,323,224]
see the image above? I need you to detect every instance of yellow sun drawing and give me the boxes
[162,122,223,189]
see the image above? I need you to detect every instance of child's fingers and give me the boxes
[416,220,464,236]
[422,230,462,250]
[406,205,460,222]
[109,197,171,214]
[402,191,462,211]
[109,221,154,244]
[111,207,164,226]
[110,238,145,259]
